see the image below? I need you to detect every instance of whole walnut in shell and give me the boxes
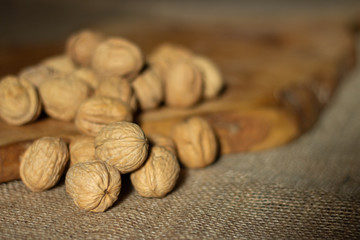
[75,96,133,136]
[91,37,144,79]
[131,146,180,198]
[66,30,104,67]
[20,137,69,192]
[147,133,176,155]
[172,117,218,168]
[132,68,163,110]
[0,75,41,125]
[66,161,121,212]
[69,136,96,166]
[71,68,99,89]
[39,76,92,121]
[95,121,148,174]
[42,55,76,74]
[192,55,224,99]
[165,60,203,108]
[95,77,137,111]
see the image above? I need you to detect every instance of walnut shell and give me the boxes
[71,68,99,89]
[39,76,92,121]
[131,146,180,198]
[42,55,76,74]
[193,55,224,99]
[95,77,137,111]
[69,136,96,166]
[172,117,218,168]
[95,121,148,174]
[147,133,176,155]
[132,68,163,110]
[19,65,56,88]
[66,30,104,66]
[91,37,144,79]
[0,75,41,125]
[75,96,133,136]
[20,137,69,192]
[165,60,203,108]
[65,161,121,212]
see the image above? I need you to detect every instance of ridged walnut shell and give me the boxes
[132,68,163,110]
[91,37,144,79]
[95,77,137,111]
[95,121,148,174]
[69,136,96,166]
[65,161,121,212]
[172,117,218,168]
[165,60,203,108]
[192,55,224,99]
[75,96,133,136]
[147,134,176,155]
[20,137,69,192]
[66,30,104,67]
[131,146,180,198]
[39,76,92,121]
[0,75,41,125]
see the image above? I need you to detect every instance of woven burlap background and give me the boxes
[1,40,360,239]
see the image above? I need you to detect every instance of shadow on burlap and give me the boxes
[1,42,360,240]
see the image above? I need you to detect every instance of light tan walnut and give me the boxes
[172,117,218,168]
[20,137,69,192]
[66,30,104,67]
[132,68,163,110]
[71,68,99,89]
[147,134,176,155]
[95,121,148,174]
[95,77,137,111]
[42,55,76,74]
[39,76,92,121]
[131,146,180,198]
[65,161,121,212]
[75,96,133,136]
[0,75,41,125]
[19,65,56,88]
[148,43,192,83]
[193,55,224,99]
[91,37,144,79]
[69,136,96,166]
[165,60,203,108]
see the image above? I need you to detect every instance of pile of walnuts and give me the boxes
[0,30,224,212]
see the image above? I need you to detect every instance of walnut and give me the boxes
[42,55,76,74]
[95,77,137,111]
[75,96,133,136]
[165,60,203,108]
[131,146,180,198]
[147,133,176,155]
[19,65,56,88]
[95,121,148,174]
[39,75,92,121]
[91,37,144,79]
[71,68,99,89]
[66,30,104,67]
[0,75,41,125]
[65,161,121,212]
[20,137,69,192]
[172,117,218,168]
[69,136,96,166]
[193,55,224,99]
[132,68,163,110]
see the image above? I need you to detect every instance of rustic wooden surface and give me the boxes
[0,18,358,183]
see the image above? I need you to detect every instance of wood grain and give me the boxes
[0,20,357,183]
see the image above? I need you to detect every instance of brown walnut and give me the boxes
[95,121,148,174]
[20,137,69,192]
[147,133,176,155]
[66,161,121,212]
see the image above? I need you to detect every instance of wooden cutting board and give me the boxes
[0,20,357,183]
